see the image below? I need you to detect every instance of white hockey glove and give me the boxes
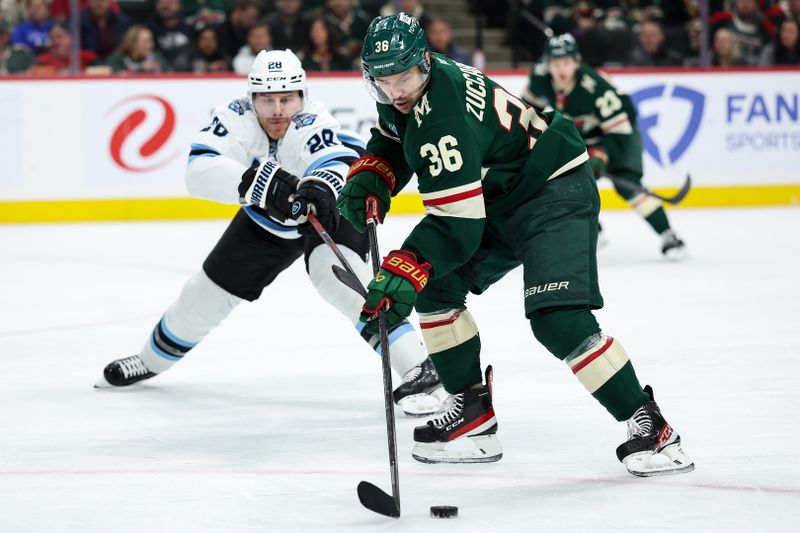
[238,159,299,222]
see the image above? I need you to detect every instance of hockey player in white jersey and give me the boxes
[95,49,446,416]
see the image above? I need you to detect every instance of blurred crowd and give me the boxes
[2,0,798,75]
[507,0,800,67]
[0,0,472,74]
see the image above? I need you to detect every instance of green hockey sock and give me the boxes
[430,335,483,393]
[645,206,671,235]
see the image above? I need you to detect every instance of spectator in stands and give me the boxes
[766,0,800,29]
[182,0,232,27]
[147,0,194,71]
[1,0,26,26]
[300,14,352,71]
[34,22,97,73]
[49,0,122,22]
[426,18,470,65]
[216,0,259,58]
[682,17,703,66]
[80,0,130,61]
[1,17,35,72]
[11,0,52,53]
[625,0,663,24]
[628,18,683,66]
[51,0,82,22]
[588,1,627,31]
[190,24,230,72]
[323,0,371,57]
[712,27,745,67]
[574,2,634,66]
[106,24,169,72]
[711,0,772,65]
[759,17,800,65]
[266,0,305,52]
[232,20,271,73]
[380,0,431,29]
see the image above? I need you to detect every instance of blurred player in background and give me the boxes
[95,49,446,417]
[523,34,687,258]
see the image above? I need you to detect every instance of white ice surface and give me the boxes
[1,207,799,532]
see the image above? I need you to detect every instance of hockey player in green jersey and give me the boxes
[523,33,686,258]
[336,13,694,476]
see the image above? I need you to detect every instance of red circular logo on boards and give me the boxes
[106,94,179,172]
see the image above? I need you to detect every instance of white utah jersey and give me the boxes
[186,98,365,238]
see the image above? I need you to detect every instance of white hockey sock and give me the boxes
[307,244,428,377]
[139,271,242,373]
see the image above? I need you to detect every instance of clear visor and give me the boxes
[364,66,430,106]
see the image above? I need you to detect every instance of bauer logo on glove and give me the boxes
[385,254,429,290]
[360,250,432,334]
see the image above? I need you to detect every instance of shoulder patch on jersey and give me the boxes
[228,98,252,115]
[292,113,318,129]
[580,74,597,94]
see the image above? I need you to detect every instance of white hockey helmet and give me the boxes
[248,49,308,103]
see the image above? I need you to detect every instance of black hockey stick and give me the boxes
[519,8,554,38]
[305,213,367,298]
[604,173,692,205]
[357,197,401,519]
[305,208,400,517]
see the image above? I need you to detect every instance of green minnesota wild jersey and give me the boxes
[366,52,587,277]
[523,63,641,173]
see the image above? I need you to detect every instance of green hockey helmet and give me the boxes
[546,33,581,62]
[361,13,431,104]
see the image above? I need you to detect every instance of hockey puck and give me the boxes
[430,506,458,519]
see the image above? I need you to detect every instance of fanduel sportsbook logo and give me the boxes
[630,85,705,167]
[106,94,178,172]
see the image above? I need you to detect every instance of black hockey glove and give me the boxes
[289,177,340,235]
[238,160,299,222]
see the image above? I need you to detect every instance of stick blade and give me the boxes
[665,173,692,204]
[331,265,367,298]
[357,481,400,518]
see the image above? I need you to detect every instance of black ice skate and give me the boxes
[393,358,448,417]
[412,366,502,464]
[94,355,157,388]
[660,229,686,259]
[616,385,694,477]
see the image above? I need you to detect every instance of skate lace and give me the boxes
[119,356,150,379]
[402,364,422,384]
[627,405,653,439]
[429,393,464,429]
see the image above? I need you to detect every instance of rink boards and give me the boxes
[0,68,798,223]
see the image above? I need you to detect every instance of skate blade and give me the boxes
[398,388,447,417]
[412,434,503,464]
[624,443,695,477]
[662,245,688,261]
